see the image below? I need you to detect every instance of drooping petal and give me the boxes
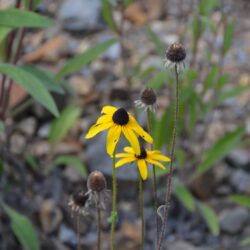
[115,157,135,168]
[137,159,148,180]
[85,122,113,139]
[147,152,171,162]
[128,115,153,144]
[122,126,140,155]
[101,106,117,115]
[124,147,135,154]
[146,158,166,170]
[115,153,134,158]
[106,125,121,156]
[96,114,112,125]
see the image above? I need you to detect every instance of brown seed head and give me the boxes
[166,43,186,63]
[140,87,157,106]
[87,171,107,192]
[72,191,88,207]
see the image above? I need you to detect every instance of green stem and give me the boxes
[146,109,159,242]
[97,193,101,250]
[157,64,179,250]
[139,175,145,250]
[110,151,117,250]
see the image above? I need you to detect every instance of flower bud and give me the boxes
[87,171,107,192]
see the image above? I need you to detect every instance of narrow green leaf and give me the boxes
[222,21,234,56]
[241,237,250,246]
[24,153,39,171]
[1,202,40,250]
[174,185,195,212]
[49,105,81,145]
[219,85,250,103]
[52,155,87,177]
[20,65,64,94]
[154,110,167,150]
[0,26,12,43]
[216,74,230,89]
[102,0,118,32]
[57,38,117,78]
[0,63,59,117]
[196,126,245,174]
[203,64,219,92]
[197,202,220,236]
[230,195,250,209]
[199,0,218,15]
[0,8,54,28]
[146,27,165,55]
[147,71,168,90]
[0,121,5,134]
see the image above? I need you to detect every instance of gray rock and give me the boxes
[227,149,250,168]
[18,117,37,136]
[219,207,249,234]
[230,170,250,194]
[59,0,102,32]
[59,224,77,245]
[167,240,204,250]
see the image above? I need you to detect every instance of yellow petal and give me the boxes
[115,157,135,168]
[137,159,148,180]
[124,147,135,154]
[146,158,166,170]
[115,153,133,158]
[101,106,117,115]
[128,115,153,144]
[106,125,121,156]
[122,126,140,155]
[148,152,171,162]
[85,122,113,139]
[96,114,112,125]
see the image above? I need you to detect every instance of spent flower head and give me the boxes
[85,106,153,156]
[115,146,171,180]
[165,42,186,72]
[68,190,89,216]
[134,87,157,112]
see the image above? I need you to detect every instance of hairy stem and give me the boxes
[157,64,179,250]
[146,109,159,243]
[139,175,144,250]
[97,193,101,250]
[110,150,117,250]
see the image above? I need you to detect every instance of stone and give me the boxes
[219,207,249,234]
[167,240,204,250]
[58,0,102,32]
[230,170,250,194]
[227,149,250,169]
[10,133,26,154]
[59,224,77,245]
[18,117,37,136]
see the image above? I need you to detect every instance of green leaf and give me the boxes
[147,71,168,90]
[57,38,117,78]
[154,110,168,150]
[0,121,5,134]
[216,74,230,89]
[219,85,250,103]
[0,63,59,117]
[197,202,220,236]
[196,126,245,174]
[49,105,81,145]
[222,21,234,56]
[0,26,12,43]
[241,237,250,246]
[52,155,87,176]
[199,0,218,15]
[20,65,64,94]
[24,153,39,172]
[230,195,250,209]
[146,27,165,56]
[0,8,54,28]
[174,184,195,212]
[102,0,118,32]
[1,202,40,250]
[203,64,219,92]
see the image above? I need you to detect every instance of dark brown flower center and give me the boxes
[112,108,129,125]
[135,148,147,159]
[140,87,157,105]
[73,191,88,207]
[166,43,186,63]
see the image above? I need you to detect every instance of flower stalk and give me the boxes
[97,193,101,250]
[139,175,144,250]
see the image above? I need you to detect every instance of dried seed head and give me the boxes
[72,190,88,207]
[166,43,186,63]
[87,171,107,192]
[140,87,157,106]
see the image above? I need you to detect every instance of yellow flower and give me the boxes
[85,106,153,156]
[115,147,171,180]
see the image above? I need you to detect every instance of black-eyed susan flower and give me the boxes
[115,146,171,180]
[85,106,153,156]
